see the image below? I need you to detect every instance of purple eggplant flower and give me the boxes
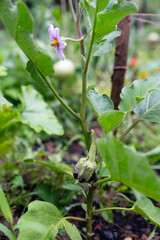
[48,24,67,60]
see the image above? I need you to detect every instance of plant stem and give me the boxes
[119,118,141,141]
[32,67,80,120]
[45,76,80,120]
[42,216,86,240]
[82,3,98,240]
[80,0,98,152]
[11,223,17,240]
[81,0,98,122]
[76,0,85,58]
[93,177,111,188]
[68,0,77,23]
[93,206,132,214]
[64,216,86,222]
[69,2,98,240]
[80,120,91,150]
[62,37,84,42]
[86,187,94,240]
[68,0,90,149]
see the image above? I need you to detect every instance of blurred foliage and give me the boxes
[0,0,160,214]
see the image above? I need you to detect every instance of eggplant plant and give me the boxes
[1,0,160,240]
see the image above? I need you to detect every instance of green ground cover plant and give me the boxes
[1,0,160,239]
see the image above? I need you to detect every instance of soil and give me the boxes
[1,140,160,240]
[67,201,160,240]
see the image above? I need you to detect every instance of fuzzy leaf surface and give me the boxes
[98,110,125,133]
[63,220,82,240]
[93,30,121,56]
[94,0,137,41]
[97,134,160,202]
[132,198,160,227]
[88,89,114,117]
[17,201,63,240]
[20,85,64,135]
[134,89,160,123]
[119,73,160,112]
[17,200,82,240]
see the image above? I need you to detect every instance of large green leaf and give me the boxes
[26,61,49,91]
[94,0,137,42]
[88,89,114,117]
[134,89,160,123]
[131,198,160,228]
[0,186,12,224]
[83,0,137,55]
[98,110,125,133]
[86,0,110,13]
[20,85,64,135]
[93,30,121,56]
[0,0,54,90]
[119,73,160,112]
[17,201,63,240]
[17,200,82,240]
[97,134,160,202]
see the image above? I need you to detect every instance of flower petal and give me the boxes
[57,48,65,61]
[48,24,60,41]
[48,24,55,41]
[54,27,60,40]
[59,40,67,49]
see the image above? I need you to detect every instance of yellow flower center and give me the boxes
[51,39,59,47]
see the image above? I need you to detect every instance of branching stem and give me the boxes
[93,177,111,188]
[93,206,132,214]
[119,118,141,141]
[64,216,86,222]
